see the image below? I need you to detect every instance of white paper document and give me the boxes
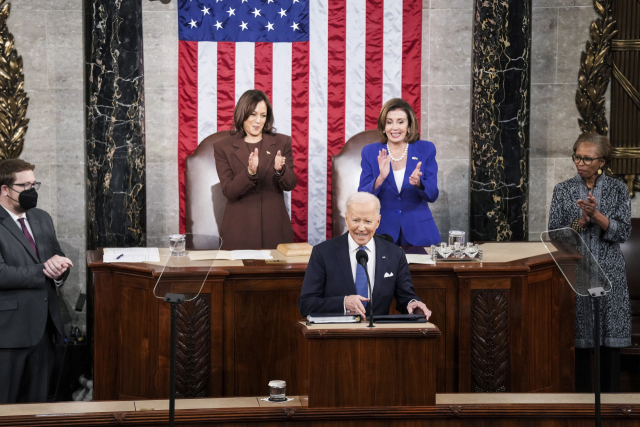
[405,254,435,265]
[103,247,160,263]
[189,249,273,261]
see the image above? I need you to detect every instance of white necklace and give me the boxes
[388,143,408,162]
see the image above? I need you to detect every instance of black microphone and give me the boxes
[356,249,375,328]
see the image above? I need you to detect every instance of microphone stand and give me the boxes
[588,287,605,427]
[359,260,374,328]
[164,293,185,427]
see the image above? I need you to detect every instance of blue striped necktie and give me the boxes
[355,246,368,308]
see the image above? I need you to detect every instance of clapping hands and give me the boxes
[248,148,259,175]
[409,162,423,188]
[576,192,598,227]
[274,150,285,171]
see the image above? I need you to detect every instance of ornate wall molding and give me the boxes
[575,0,616,136]
[175,295,211,398]
[576,0,640,196]
[470,290,509,392]
[0,1,29,160]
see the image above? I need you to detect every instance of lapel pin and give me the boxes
[382,256,386,259]
[412,156,418,160]
[267,151,271,155]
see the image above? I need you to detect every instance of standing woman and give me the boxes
[548,132,631,392]
[358,98,440,246]
[214,90,297,249]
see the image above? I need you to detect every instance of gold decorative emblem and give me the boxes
[0,1,29,160]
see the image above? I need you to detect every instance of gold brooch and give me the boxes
[267,151,271,155]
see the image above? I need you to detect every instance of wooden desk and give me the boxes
[296,321,440,407]
[87,242,575,400]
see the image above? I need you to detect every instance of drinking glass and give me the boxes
[169,234,186,257]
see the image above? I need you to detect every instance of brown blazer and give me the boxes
[213,132,297,250]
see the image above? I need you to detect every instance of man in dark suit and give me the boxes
[0,159,73,403]
[299,192,430,319]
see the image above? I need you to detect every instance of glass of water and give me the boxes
[169,234,186,257]
[448,230,465,247]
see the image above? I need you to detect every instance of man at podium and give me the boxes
[299,192,431,319]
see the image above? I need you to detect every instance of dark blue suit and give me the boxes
[358,140,440,246]
[298,233,421,316]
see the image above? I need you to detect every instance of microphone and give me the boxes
[356,249,375,328]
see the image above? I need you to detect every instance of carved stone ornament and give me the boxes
[575,0,617,136]
[0,1,29,160]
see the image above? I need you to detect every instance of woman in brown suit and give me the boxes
[214,90,297,249]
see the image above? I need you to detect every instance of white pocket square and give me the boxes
[384,272,394,278]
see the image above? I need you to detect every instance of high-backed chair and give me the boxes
[331,129,379,237]
[184,131,232,237]
[620,217,640,353]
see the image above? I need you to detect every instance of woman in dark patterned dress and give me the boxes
[548,133,631,392]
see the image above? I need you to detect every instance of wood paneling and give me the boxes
[88,248,575,401]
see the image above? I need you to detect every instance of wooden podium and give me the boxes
[295,320,441,408]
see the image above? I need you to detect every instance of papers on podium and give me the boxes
[189,249,273,261]
[306,313,362,324]
[406,254,435,265]
[103,247,160,263]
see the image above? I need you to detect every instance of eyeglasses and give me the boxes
[11,182,41,191]
[572,154,603,166]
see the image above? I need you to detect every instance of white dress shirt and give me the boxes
[393,167,406,193]
[344,233,376,313]
[0,203,63,286]
[1,202,36,242]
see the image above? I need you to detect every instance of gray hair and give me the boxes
[346,192,381,215]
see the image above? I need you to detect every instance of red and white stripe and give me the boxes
[178,0,422,245]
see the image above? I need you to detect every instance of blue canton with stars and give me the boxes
[178,0,309,43]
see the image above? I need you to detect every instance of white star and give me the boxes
[214,21,223,30]
[267,0,274,3]
[226,7,235,16]
[216,0,223,2]
[188,19,198,28]
[251,8,261,18]
[266,22,274,31]
[293,0,299,3]
[291,21,299,31]
[201,6,210,15]
[241,0,248,2]
[278,8,287,17]
[240,21,248,31]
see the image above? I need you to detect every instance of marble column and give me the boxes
[469,0,531,242]
[84,0,146,250]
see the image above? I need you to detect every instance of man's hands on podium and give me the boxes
[345,295,369,318]
[407,300,431,320]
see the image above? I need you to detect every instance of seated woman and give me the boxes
[548,132,631,392]
[357,98,440,246]
[214,90,297,250]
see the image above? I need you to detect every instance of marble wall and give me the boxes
[9,0,86,329]
[8,0,640,332]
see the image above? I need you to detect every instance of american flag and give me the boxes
[178,0,422,245]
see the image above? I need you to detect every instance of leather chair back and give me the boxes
[331,129,379,237]
[184,131,232,237]
[620,218,640,345]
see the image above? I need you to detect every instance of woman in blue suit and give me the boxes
[358,98,440,246]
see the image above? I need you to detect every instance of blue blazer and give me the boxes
[298,233,420,316]
[358,140,440,246]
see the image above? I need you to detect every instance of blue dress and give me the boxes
[358,140,440,246]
